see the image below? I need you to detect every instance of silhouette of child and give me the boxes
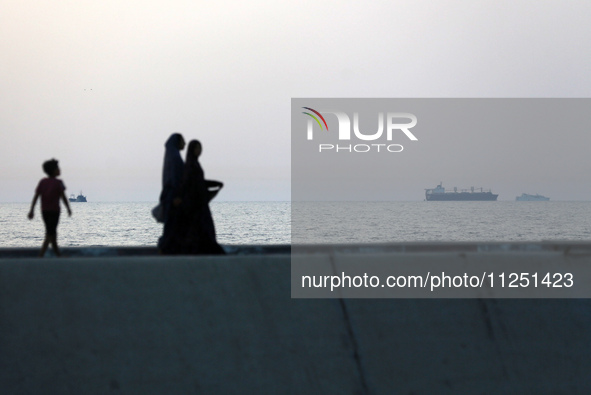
[27,159,72,257]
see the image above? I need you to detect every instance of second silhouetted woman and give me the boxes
[175,140,225,255]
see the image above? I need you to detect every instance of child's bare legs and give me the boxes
[50,234,61,257]
[39,233,60,257]
[39,236,50,257]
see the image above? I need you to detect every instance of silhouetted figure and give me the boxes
[157,133,185,253]
[175,140,225,255]
[27,159,72,257]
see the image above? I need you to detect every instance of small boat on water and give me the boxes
[69,192,87,202]
[516,193,549,201]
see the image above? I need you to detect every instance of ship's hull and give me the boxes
[516,194,549,201]
[426,192,498,201]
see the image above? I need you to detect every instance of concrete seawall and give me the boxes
[1,244,591,393]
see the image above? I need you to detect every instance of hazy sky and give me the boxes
[2,1,591,202]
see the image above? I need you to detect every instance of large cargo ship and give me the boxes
[516,193,549,201]
[425,183,498,201]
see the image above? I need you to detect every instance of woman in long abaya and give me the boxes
[176,140,225,255]
[157,133,185,253]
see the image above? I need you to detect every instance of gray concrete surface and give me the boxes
[1,245,590,394]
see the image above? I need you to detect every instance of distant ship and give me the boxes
[69,192,87,202]
[516,193,549,201]
[425,183,498,201]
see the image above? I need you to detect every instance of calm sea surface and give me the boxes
[2,201,591,248]
[0,202,290,248]
[292,201,591,244]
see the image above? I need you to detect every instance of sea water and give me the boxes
[0,201,290,248]
[2,201,591,248]
[292,201,591,244]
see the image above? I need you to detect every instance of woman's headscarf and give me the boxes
[181,140,207,205]
[183,140,204,182]
[162,133,185,192]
